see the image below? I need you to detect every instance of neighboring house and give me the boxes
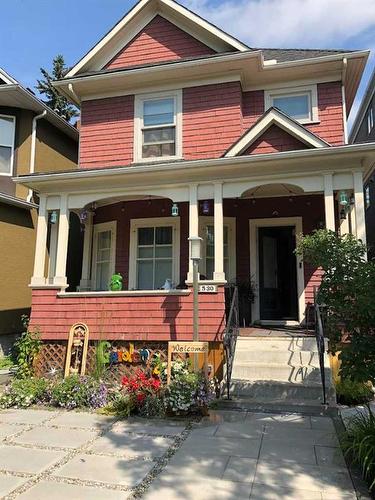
[15,0,375,374]
[0,68,78,352]
[349,67,375,259]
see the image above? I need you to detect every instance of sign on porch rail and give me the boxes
[167,341,209,384]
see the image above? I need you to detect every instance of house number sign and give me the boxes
[198,284,218,293]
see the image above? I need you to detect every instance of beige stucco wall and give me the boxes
[35,120,78,173]
[0,202,36,335]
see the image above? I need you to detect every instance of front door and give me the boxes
[258,226,298,321]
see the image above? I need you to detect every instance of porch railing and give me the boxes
[313,287,327,405]
[223,285,239,399]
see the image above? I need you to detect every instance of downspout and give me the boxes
[341,58,348,144]
[27,109,47,202]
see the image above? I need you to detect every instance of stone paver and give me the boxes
[0,407,359,499]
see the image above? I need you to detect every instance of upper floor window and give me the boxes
[367,108,374,135]
[365,184,371,210]
[134,91,182,162]
[265,85,318,124]
[0,115,16,176]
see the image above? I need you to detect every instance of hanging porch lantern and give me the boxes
[339,191,349,207]
[79,209,88,224]
[171,203,179,217]
[202,200,210,215]
[49,210,58,224]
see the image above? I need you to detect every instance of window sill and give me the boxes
[57,289,191,298]
[132,156,183,165]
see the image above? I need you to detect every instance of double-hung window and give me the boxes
[92,222,116,291]
[129,218,180,290]
[134,91,182,162]
[265,85,318,123]
[0,115,16,175]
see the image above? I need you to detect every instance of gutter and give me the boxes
[27,110,47,202]
[0,192,38,210]
[13,142,375,186]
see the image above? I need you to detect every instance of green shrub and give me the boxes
[336,379,374,406]
[0,377,49,409]
[342,406,375,492]
[0,355,15,370]
[100,392,135,417]
[50,375,107,409]
[13,317,41,379]
[138,394,165,418]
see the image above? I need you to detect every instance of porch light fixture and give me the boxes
[49,210,58,225]
[79,209,88,224]
[171,203,179,217]
[202,200,210,215]
[339,191,349,207]
[339,208,347,221]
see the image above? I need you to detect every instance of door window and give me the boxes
[92,222,116,291]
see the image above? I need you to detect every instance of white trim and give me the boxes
[128,216,180,290]
[244,75,341,92]
[0,114,16,176]
[225,108,327,158]
[264,84,318,124]
[199,216,236,282]
[91,221,117,291]
[134,89,182,163]
[65,0,248,78]
[249,217,305,324]
[0,67,18,85]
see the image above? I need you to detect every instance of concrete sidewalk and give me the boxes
[0,408,360,499]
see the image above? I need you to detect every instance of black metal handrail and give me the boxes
[223,286,239,399]
[313,288,327,405]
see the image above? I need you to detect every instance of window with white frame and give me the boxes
[367,108,374,135]
[134,91,182,162]
[0,115,16,175]
[265,85,318,123]
[365,184,371,210]
[129,218,180,290]
[199,217,236,281]
[92,222,116,291]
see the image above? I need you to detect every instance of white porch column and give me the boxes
[323,174,335,231]
[188,184,199,282]
[213,182,225,281]
[53,194,69,287]
[353,170,367,246]
[80,211,94,290]
[30,195,48,286]
[47,218,59,283]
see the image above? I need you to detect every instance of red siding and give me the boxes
[307,82,344,145]
[183,82,242,159]
[242,90,264,131]
[30,288,225,342]
[243,125,309,155]
[105,16,215,70]
[80,96,134,168]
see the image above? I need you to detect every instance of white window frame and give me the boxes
[264,85,318,124]
[0,114,16,176]
[128,217,180,290]
[91,221,117,291]
[198,216,236,282]
[134,90,183,163]
[367,108,374,134]
[365,184,371,210]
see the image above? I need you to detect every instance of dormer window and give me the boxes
[265,85,318,124]
[134,90,182,162]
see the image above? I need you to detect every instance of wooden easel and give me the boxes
[64,323,90,378]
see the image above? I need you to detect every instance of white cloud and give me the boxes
[183,0,375,48]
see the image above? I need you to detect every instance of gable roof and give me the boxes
[225,107,329,157]
[259,48,355,63]
[349,65,375,143]
[65,0,249,78]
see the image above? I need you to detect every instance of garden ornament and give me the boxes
[109,272,123,291]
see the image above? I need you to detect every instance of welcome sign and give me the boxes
[167,341,209,384]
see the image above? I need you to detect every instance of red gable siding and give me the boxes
[183,82,242,159]
[105,15,215,70]
[80,96,134,168]
[242,90,264,131]
[307,82,344,145]
[243,124,309,155]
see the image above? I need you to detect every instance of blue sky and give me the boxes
[1,0,374,129]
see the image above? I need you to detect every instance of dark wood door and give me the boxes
[258,226,298,321]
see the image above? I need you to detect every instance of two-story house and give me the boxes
[0,67,78,353]
[16,0,375,377]
[349,67,375,259]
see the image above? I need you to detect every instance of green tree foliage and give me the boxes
[296,230,375,383]
[36,55,78,121]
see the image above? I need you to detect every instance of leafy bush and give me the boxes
[138,394,165,418]
[100,392,135,418]
[296,230,375,383]
[164,371,214,415]
[50,375,107,410]
[342,406,375,492]
[121,370,162,412]
[336,379,374,406]
[0,377,49,409]
[0,355,15,370]
[13,317,41,379]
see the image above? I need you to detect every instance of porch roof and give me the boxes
[13,142,375,195]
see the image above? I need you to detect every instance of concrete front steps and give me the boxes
[228,335,336,413]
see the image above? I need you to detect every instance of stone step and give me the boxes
[233,349,321,365]
[235,336,323,352]
[231,362,330,384]
[217,398,338,416]
[230,379,326,401]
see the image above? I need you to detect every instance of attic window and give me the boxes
[265,85,318,124]
[134,91,182,162]
[0,115,16,176]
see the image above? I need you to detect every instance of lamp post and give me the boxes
[188,236,202,371]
